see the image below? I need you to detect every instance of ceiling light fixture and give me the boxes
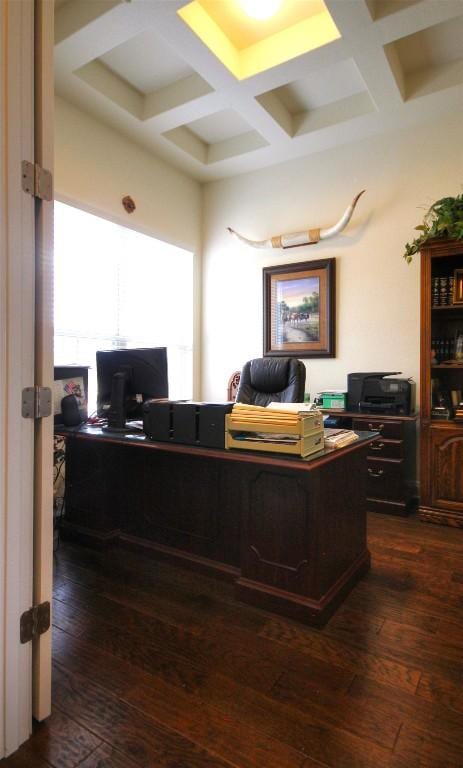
[239,0,283,21]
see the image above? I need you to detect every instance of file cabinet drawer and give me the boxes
[367,458,403,501]
[367,439,403,460]
[352,418,403,440]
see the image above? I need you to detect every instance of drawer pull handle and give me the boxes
[370,442,385,452]
[368,423,384,431]
[368,468,384,478]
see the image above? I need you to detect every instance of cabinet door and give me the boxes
[430,427,463,510]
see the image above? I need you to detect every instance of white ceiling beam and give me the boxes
[143,90,225,133]
[323,0,374,39]
[354,43,405,109]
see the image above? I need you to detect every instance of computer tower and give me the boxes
[198,403,233,448]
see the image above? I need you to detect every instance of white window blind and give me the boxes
[54,201,194,411]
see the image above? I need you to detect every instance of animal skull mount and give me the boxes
[227,190,365,249]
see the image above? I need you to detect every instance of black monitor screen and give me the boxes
[96,347,168,421]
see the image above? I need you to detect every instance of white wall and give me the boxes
[54,97,202,394]
[202,111,463,405]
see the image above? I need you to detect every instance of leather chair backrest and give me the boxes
[236,358,306,407]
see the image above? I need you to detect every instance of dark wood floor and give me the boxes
[3,512,463,768]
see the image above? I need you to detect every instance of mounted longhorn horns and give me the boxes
[227,190,365,249]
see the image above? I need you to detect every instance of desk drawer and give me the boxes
[367,458,403,501]
[368,439,403,460]
[352,418,402,440]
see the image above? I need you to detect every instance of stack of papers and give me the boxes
[324,428,359,448]
[267,401,320,413]
[232,403,307,425]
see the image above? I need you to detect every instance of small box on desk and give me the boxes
[173,402,233,446]
[172,401,200,444]
[198,403,233,448]
[320,391,346,410]
[142,399,172,441]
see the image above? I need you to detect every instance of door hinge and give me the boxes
[21,160,53,201]
[22,386,52,419]
[20,601,50,644]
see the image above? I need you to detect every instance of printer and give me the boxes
[347,372,414,415]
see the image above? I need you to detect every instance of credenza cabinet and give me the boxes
[419,239,463,527]
[324,411,417,516]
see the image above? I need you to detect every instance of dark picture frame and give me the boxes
[53,365,89,425]
[263,258,335,358]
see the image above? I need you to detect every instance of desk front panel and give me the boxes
[239,447,368,601]
[65,439,242,568]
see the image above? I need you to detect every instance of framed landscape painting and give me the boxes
[263,258,335,358]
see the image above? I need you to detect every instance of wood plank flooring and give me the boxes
[3,512,463,768]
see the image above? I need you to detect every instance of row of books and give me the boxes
[432,276,455,306]
[432,337,457,363]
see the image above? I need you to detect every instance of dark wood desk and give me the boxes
[58,426,376,625]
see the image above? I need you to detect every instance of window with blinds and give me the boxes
[54,201,194,413]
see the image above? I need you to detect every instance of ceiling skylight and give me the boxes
[177,0,340,80]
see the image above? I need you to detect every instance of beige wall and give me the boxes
[202,111,463,404]
[54,97,202,395]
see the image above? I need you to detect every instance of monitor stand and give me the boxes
[103,371,129,432]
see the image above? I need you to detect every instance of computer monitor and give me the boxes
[96,347,168,431]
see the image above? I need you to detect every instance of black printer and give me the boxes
[347,372,414,415]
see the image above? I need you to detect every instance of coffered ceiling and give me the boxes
[55,0,463,182]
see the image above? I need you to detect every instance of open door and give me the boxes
[0,0,36,756]
[33,0,54,723]
[0,0,53,757]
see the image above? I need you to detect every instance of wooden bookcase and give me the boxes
[419,239,463,527]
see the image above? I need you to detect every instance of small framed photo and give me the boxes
[453,269,463,304]
[263,258,335,358]
[53,365,89,425]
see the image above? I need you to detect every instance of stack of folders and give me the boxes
[225,403,324,457]
[324,428,359,449]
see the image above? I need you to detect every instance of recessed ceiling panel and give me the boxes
[366,0,422,21]
[392,17,463,75]
[385,16,463,100]
[100,28,194,94]
[187,109,253,144]
[164,116,268,165]
[271,59,367,113]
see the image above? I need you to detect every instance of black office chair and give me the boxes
[235,357,306,407]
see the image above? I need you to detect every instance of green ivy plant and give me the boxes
[403,194,463,263]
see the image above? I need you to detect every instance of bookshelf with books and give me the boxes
[420,239,463,527]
